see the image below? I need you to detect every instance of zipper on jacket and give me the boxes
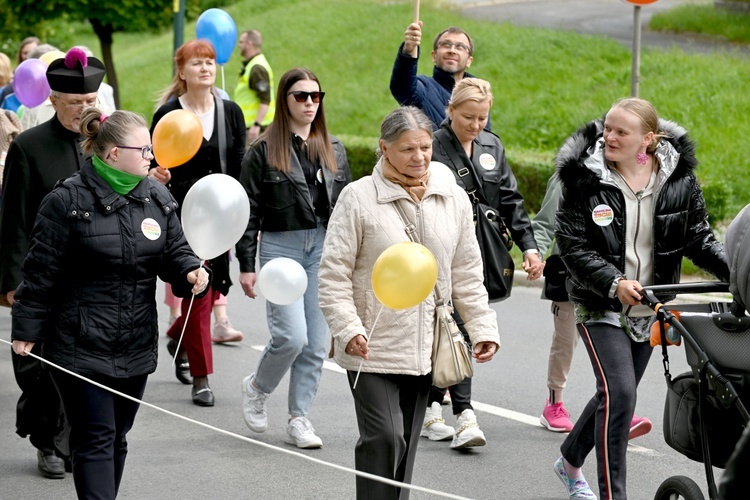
[624,190,644,316]
[415,203,426,374]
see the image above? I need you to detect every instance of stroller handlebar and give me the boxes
[640,282,730,297]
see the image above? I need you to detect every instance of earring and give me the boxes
[636,152,648,165]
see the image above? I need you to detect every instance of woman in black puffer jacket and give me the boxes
[11,108,208,500]
[552,98,728,500]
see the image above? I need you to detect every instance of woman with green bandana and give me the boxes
[10,107,209,500]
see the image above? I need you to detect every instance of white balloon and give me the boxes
[257,258,308,305]
[181,174,250,260]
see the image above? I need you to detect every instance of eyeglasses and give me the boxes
[288,91,325,103]
[55,97,98,111]
[116,145,153,159]
[437,40,471,54]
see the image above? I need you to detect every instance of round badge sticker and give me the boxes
[479,153,496,171]
[141,218,162,241]
[592,204,614,227]
[316,168,324,184]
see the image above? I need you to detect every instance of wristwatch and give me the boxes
[253,121,262,128]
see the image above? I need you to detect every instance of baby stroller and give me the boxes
[639,204,750,500]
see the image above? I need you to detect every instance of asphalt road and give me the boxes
[452,0,749,56]
[0,261,724,499]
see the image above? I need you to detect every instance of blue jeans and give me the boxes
[253,225,328,417]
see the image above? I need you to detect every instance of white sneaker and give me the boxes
[284,417,323,449]
[420,402,455,441]
[450,409,486,449]
[242,374,269,433]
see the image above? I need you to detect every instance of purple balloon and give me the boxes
[196,8,237,65]
[13,59,50,108]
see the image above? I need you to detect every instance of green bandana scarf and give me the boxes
[92,154,144,195]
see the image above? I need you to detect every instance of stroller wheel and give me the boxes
[654,476,705,500]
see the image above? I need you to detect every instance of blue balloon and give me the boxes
[195,9,237,65]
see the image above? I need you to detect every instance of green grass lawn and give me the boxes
[27,0,750,222]
[650,1,750,44]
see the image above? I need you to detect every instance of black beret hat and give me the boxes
[46,47,106,94]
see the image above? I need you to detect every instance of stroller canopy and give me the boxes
[725,203,750,312]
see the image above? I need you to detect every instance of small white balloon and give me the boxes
[257,258,308,305]
[181,174,250,260]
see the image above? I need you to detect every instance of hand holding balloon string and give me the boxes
[351,242,438,389]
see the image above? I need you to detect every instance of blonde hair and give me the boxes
[449,77,493,109]
[80,108,148,158]
[610,97,668,153]
[0,53,12,86]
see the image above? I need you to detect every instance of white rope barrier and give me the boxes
[1,337,472,500]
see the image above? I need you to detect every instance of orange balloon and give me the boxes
[152,109,203,168]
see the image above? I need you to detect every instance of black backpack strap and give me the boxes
[213,89,227,174]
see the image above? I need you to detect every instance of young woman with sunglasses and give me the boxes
[11,107,209,500]
[237,67,352,448]
[150,39,246,407]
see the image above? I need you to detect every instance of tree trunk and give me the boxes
[89,19,120,109]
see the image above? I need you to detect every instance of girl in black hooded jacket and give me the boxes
[552,98,728,500]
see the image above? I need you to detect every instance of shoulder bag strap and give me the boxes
[392,201,444,304]
[435,132,486,205]
[212,89,227,174]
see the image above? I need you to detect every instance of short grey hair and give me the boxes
[377,106,433,157]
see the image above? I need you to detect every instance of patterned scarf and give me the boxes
[381,158,430,203]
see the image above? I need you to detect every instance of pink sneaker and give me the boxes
[629,415,652,440]
[541,399,574,432]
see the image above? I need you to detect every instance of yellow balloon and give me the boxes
[152,109,204,168]
[39,50,66,66]
[371,242,438,310]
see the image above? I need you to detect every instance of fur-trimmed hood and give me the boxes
[556,117,696,197]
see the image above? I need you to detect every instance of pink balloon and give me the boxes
[13,59,51,108]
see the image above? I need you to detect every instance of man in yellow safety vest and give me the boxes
[235,29,275,143]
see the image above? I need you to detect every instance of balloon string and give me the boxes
[352,304,384,390]
[221,65,226,92]
[171,261,204,368]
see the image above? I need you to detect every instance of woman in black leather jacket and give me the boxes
[429,78,543,450]
[552,98,728,500]
[236,67,351,449]
[12,108,208,499]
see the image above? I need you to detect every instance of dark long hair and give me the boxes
[261,67,337,174]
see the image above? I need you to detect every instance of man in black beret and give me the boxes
[0,47,105,479]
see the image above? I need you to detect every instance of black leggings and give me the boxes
[561,322,653,500]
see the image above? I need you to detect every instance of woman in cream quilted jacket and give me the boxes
[318,106,500,500]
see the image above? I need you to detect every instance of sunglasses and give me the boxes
[288,91,325,103]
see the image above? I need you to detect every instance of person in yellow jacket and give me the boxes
[235,30,275,142]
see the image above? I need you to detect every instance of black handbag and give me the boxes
[435,133,514,302]
[474,202,514,302]
[542,254,570,302]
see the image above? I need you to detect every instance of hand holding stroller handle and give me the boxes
[639,288,661,310]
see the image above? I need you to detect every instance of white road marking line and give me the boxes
[250,345,659,456]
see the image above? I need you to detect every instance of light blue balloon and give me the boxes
[195,8,237,65]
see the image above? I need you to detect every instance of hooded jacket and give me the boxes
[11,159,204,378]
[555,118,729,311]
[318,160,499,375]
